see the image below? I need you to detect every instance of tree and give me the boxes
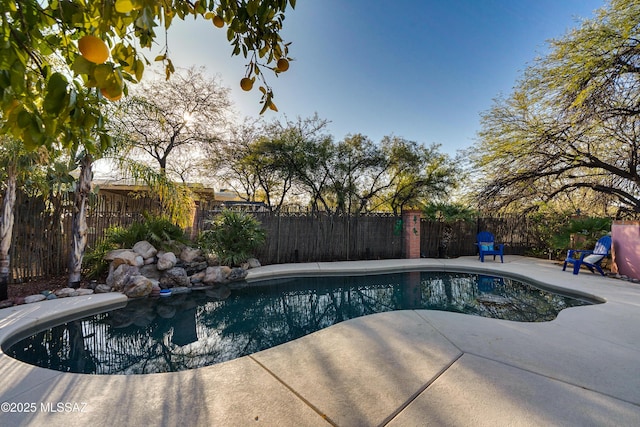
[220,114,334,212]
[328,134,388,214]
[110,66,231,180]
[214,119,266,202]
[238,136,297,210]
[221,119,460,213]
[1,0,296,288]
[114,157,196,227]
[214,118,296,210]
[67,150,93,287]
[422,202,477,222]
[473,0,640,216]
[265,115,335,212]
[375,137,459,214]
[0,0,295,151]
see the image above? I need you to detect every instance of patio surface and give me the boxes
[0,256,639,426]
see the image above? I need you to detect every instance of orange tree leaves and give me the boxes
[0,0,296,154]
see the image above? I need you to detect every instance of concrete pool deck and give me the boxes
[0,256,639,426]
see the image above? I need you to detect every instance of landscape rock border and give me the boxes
[1,240,261,308]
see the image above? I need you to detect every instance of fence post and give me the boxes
[402,209,421,259]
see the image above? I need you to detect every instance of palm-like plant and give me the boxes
[552,217,612,250]
[198,210,266,266]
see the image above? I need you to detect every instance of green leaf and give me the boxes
[0,71,10,89]
[100,133,113,152]
[43,73,68,114]
[9,62,25,95]
[94,64,113,87]
[72,56,95,76]
[247,0,259,16]
[17,110,31,128]
[135,59,145,82]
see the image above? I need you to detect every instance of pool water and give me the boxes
[5,271,593,375]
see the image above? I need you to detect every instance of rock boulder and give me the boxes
[159,267,189,288]
[180,247,202,263]
[157,252,177,271]
[25,294,46,304]
[203,266,231,285]
[124,275,153,298]
[55,288,79,298]
[107,264,139,292]
[133,240,158,260]
[109,250,144,268]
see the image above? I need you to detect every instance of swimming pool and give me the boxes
[4,271,594,375]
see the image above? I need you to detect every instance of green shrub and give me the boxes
[84,214,188,278]
[422,202,477,222]
[108,213,187,249]
[83,238,119,279]
[551,217,612,251]
[198,210,266,266]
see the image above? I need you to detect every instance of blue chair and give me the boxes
[476,231,504,263]
[563,235,611,276]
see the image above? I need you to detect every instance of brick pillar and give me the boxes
[402,209,421,259]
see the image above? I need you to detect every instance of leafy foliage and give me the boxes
[82,238,118,280]
[551,217,612,251]
[473,0,640,216]
[422,203,477,222]
[0,0,296,152]
[109,215,187,249]
[379,136,459,213]
[198,210,266,266]
[84,214,187,278]
[218,115,462,213]
[114,158,196,228]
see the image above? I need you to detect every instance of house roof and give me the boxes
[93,179,240,202]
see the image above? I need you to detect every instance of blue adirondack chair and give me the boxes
[563,235,612,276]
[476,231,504,263]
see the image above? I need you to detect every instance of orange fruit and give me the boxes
[240,77,253,91]
[101,87,122,101]
[78,35,109,64]
[213,15,224,28]
[276,58,289,72]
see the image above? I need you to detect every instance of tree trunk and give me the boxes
[0,171,16,301]
[68,154,93,288]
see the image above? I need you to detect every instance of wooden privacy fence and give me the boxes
[7,192,542,282]
[200,211,538,264]
[11,192,68,282]
[420,216,537,258]
[251,212,404,264]
[9,192,163,282]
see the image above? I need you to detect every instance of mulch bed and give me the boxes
[7,276,92,300]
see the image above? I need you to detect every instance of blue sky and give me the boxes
[160,0,605,155]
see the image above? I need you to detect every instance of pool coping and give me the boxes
[245,257,608,303]
[0,256,639,425]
